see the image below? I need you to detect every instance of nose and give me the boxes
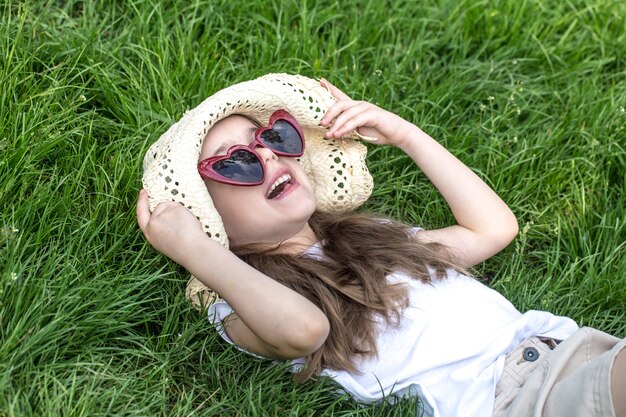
[254,145,278,163]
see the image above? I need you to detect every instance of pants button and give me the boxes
[523,347,539,362]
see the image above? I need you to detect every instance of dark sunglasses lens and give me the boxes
[260,120,303,155]
[212,150,263,183]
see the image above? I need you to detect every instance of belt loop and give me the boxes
[538,337,561,350]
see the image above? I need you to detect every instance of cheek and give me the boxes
[206,182,234,220]
[289,160,313,188]
[205,182,258,230]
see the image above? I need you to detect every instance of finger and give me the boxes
[151,200,182,216]
[328,101,369,130]
[320,78,351,101]
[332,112,373,138]
[321,99,359,127]
[136,189,151,231]
[327,102,371,137]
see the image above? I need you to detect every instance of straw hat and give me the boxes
[142,73,375,308]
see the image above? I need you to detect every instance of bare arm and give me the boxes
[136,190,329,359]
[320,79,518,267]
[394,126,519,267]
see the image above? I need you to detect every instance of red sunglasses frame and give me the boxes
[197,109,305,186]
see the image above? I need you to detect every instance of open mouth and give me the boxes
[266,174,293,199]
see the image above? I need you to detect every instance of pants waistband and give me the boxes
[495,336,561,397]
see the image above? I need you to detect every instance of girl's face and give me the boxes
[199,115,317,249]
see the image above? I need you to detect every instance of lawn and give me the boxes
[1,0,624,415]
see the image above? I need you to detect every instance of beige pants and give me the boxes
[493,327,626,417]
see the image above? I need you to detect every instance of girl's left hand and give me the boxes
[319,79,416,148]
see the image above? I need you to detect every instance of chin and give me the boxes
[295,195,317,219]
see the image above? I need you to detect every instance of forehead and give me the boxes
[200,115,258,158]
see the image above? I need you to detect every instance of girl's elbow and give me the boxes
[299,313,330,352]
[285,313,330,357]
[504,216,519,243]
[483,216,518,252]
[494,218,519,249]
[493,209,519,241]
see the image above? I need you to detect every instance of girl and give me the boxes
[137,77,625,417]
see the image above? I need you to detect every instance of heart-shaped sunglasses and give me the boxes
[197,109,305,186]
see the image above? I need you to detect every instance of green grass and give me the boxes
[1,0,624,415]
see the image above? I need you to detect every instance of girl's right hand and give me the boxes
[136,188,213,266]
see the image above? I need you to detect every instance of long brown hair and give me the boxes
[237,211,465,382]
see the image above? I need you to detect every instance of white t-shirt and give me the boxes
[208,240,579,417]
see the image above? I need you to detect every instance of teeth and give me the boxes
[267,174,292,197]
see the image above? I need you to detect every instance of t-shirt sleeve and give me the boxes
[207,300,237,345]
[374,218,423,237]
[207,300,268,359]
[409,226,424,237]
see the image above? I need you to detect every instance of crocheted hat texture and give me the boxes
[142,73,375,308]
